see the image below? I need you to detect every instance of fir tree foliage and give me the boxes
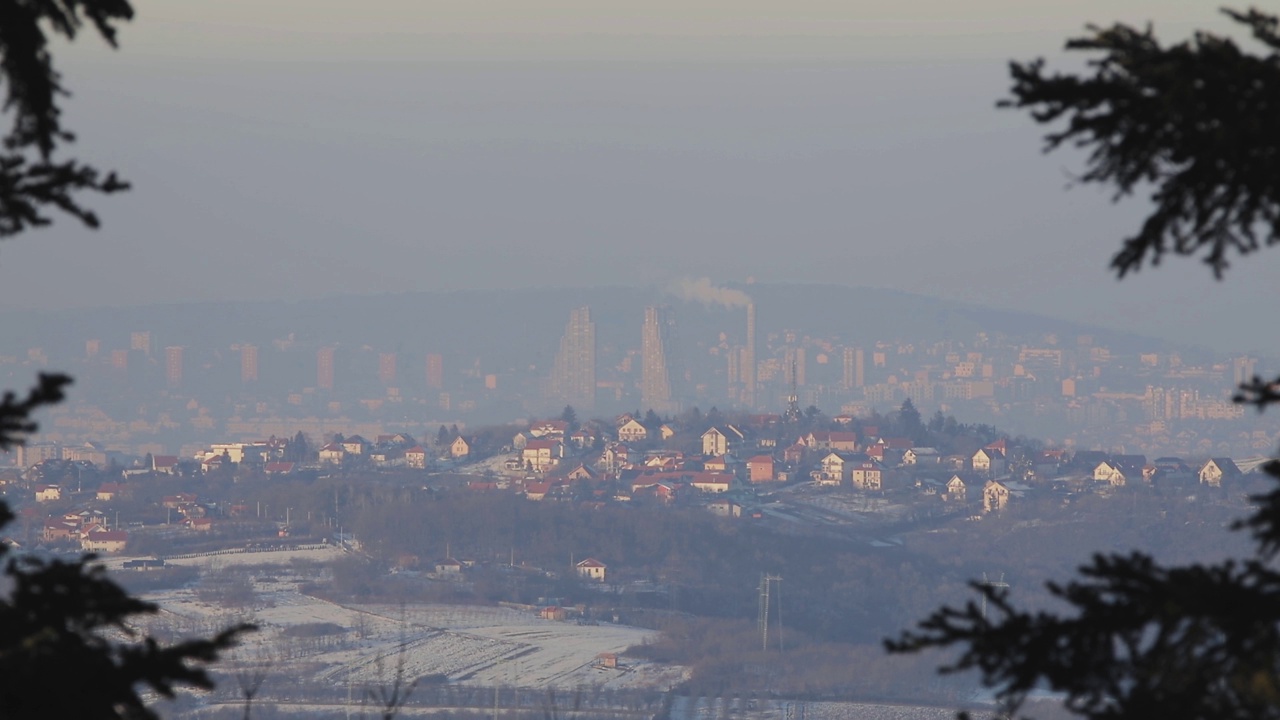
[890,8,1280,720]
[1000,7,1280,278]
[0,3,251,717]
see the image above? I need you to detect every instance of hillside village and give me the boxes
[4,404,1266,557]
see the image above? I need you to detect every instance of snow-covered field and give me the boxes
[136,574,687,693]
[671,697,980,720]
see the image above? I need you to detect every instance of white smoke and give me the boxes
[667,277,751,309]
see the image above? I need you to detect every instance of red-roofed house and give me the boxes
[96,482,126,501]
[576,558,607,582]
[747,455,776,483]
[152,455,179,474]
[82,530,128,553]
[404,446,428,469]
[522,440,564,473]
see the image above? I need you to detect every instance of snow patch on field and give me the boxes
[137,579,687,692]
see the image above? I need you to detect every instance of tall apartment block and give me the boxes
[379,353,397,386]
[642,306,678,415]
[165,346,183,387]
[743,303,756,408]
[548,306,596,411]
[317,347,335,390]
[240,344,259,383]
[426,353,444,389]
[130,331,151,356]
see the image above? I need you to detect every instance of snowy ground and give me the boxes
[671,697,984,720]
[103,544,346,571]
[135,573,687,693]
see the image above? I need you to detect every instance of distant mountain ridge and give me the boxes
[0,283,1201,361]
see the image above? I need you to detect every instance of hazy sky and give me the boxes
[3,1,1277,355]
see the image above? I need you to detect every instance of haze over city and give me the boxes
[3,3,1280,719]
[3,0,1276,354]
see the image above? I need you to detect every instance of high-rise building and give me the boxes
[130,331,152,356]
[165,346,183,387]
[85,339,100,359]
[1233,356,1258,386]
[642,306,678,415]
[379,353,397,386]
[425,353,443,389]
[743,303,756,408]
[855,348,865,388]
[842,348,855,389]
[240,344,259,383]
[548,306,596,411]
[728,345,740,399]
[110,349,128,371]
[317,347,335,390]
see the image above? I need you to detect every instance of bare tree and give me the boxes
[230,648,273,720]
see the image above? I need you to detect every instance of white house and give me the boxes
[1199,457,1242,487]
[521,439,564,473]
[35,485,62,502]
[903,447,940,466]
[701,426,744,456]
[983,480,1010,513]
[617,419,648,443]
[972,448,1006,475]
[576,558,607,582]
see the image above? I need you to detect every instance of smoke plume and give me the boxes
[667,277,751,309]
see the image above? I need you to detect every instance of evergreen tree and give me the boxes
[0,4,249,716]
[890,9,1280,720]
[436,424,449,447]
[560,404,578,431]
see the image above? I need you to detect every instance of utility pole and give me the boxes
[980,572,1010,622]
[758,573,783,652]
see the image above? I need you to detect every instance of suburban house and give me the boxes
[783,442,807,465]
[576,558,607,582]
[1199,457,1243,487]
[816,452,856,486]
[1093,455,1147,486]
[688,473,732,493]
[35,485,61,502]
[435,558,464,576]
[151,455,179,474]
[96,482,126,501]
[521,439,564,473]
[341,436,369,455]
[569,428,597,449]
[902,447,940,466]
[82,529,128,553]
[530,420,569,438]
[617,419,648,443]
[851,460,885,491]
[972,448,1006,475]
[702,426,745,456]
[264,461,295,475]
[707,498,743,517]
[318,443,345,464]
[747,455,776,483]
[802,430,859,452]
[983,480,1010,513]
[450,436,471,459]
[1093,460,1130,486]
[564,463,598,481]
[946,474,971,502]
[404,446,428,469]
[659,424,678,440]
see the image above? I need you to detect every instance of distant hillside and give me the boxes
[0,283,1191,363]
